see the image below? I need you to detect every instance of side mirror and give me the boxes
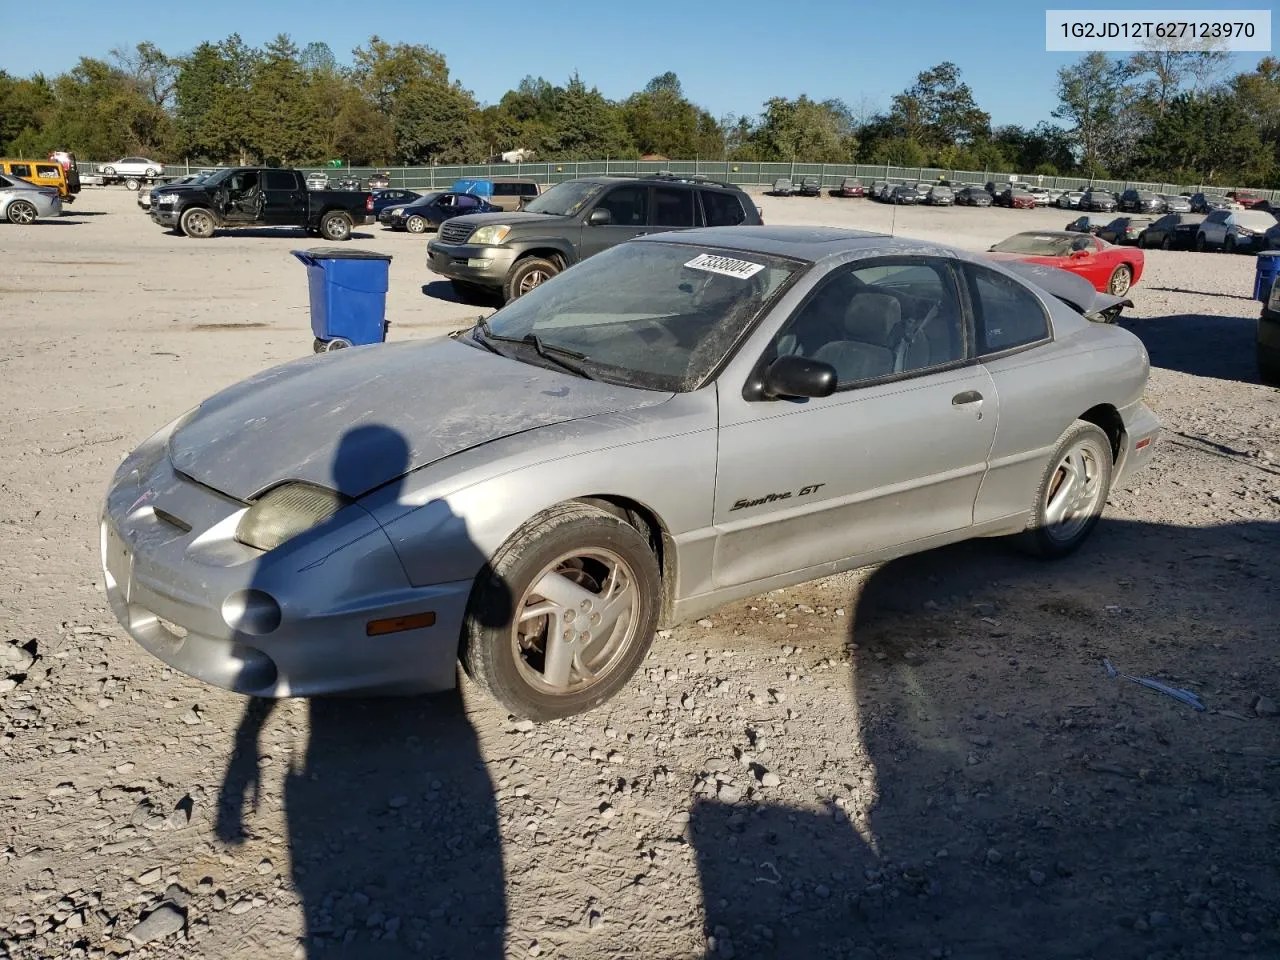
[587,208,612,226]
[761,355,837,400]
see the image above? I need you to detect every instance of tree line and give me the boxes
[1,35,1277,186]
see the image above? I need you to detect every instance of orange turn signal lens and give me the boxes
[366,612,436,637]
[1135,438,1152,450]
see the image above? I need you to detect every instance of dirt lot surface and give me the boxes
[1,187,1278,960]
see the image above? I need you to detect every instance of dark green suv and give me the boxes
[426,174,762,302]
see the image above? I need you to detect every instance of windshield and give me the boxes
[201,168,237,187]
[991,233,1075,256]
[409,192,443,206]
[522,180,606,217]
[481,241,803,391]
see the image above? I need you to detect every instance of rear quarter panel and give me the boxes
[974,314,1150,526]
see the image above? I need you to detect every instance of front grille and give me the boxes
[439,222,473,245]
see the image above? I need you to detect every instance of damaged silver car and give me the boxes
[101,227,1160,719]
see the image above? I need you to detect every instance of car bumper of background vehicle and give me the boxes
[100,443,470,698]
[426,242,517,285]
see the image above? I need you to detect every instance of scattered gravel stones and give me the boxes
[126,902,186,944]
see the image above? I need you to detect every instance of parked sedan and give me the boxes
[923,185,954,206]
[1118,189,1165,214]
[1097,216,1153,246]
[101,156,164,179]
[379,191,498,233]
[0,174,61,223]
[771,178,794,196]
[100,227,1159,718]
[876,183,900,201]
[1195,208,1278,253]
[987,230,1144,295]
[370,188,421,216]
[1057,190,1085,209]
[1080,190,1117,212]
[1227,190,1266,209]
[1159,194,1192,213]
[837,178,865,198]
[797,177,822,197]
[1027,187,1053,206]
[998,188,1037,210]
[1138,212,1204,249]
[890,185,922,204]
[956,186,993,207]
[1065,214,1112,235]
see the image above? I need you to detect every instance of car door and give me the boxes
[960,263,1069,524]
[712,256,998,589]
[1202,210,1229,244]
[578,184,652,259]
[263,169,304,225]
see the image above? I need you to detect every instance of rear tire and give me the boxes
[1224,235,1236,254]
[6,200,37,224]
[180,207,215,238]
[319,211,352,241]
[102,166,116,177]
[1161,235,1172,250]
[461,502,661,721]
[504,256,559,302]
[1017,421,1113,559]
[124,177,140,191]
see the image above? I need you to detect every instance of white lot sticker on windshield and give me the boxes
[684,253,765,280]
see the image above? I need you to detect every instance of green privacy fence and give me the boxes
[80,158,1280,203]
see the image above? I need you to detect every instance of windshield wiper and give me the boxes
[520,334,597,380]
[470,316,508,357]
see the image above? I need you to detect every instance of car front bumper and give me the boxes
[426,241,518,287]
[101,422,469,697]
[151,206,179,227]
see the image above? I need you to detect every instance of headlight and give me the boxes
[468,224,511,245]
[235,482,351,551]
[158,195,176,205]
[389,207,403,216]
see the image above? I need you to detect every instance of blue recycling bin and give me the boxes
[291,247,393,352]
[1254,251,1280,302]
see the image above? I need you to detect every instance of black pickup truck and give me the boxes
[148,167,373,240]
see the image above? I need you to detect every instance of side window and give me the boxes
[594,185,647,225]
[456,194,480,209]
[36,164,60,178]
[264,170,295,190]
[493,183,515,196]
[10,163,31,177]
[769,259,966,387]
[701,189,747,226]
[652,186,694,227]
[965,265,1050,355]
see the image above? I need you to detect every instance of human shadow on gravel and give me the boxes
[693,518,1280,959]
[1122,312,1262,383]
[216,424,510,959]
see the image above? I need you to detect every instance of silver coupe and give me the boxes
[101,227,1160,719]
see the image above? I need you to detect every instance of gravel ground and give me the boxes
[1,187,1278,960]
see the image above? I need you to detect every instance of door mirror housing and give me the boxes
[760,355,838,400]
[587,208,612,226]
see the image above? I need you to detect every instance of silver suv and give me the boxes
[1196,209,1278,253]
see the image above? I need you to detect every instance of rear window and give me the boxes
[35,164,60,178]
[652,186,695,227]
[700,189,747,227]
[966,265,1051,354]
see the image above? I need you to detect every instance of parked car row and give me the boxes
[1066,208,1279,252]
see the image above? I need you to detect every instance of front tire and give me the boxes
[1224,236,1236,254]
[405,215,427,234]
[144,168,157,178]
[6,200,37,224]
[1161,234,1172,250]
[319,211,352,241]
[180,207,215,238]
[1195,233,1207,252]
[461,502,661,721]
[504,256,559,302]
[1018,421,1113,559]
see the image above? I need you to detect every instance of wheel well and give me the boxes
[516,248,568,271]
[1079,404,1124,463]
[575,496,676,626]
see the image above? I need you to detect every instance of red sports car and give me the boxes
[985,231,1144,296]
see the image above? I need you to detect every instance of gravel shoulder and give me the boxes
[1,188,1277,960]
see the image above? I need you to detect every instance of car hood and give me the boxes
[167,337,671,501]
[443,210,573,232]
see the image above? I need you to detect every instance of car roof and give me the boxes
[638,225,953,263]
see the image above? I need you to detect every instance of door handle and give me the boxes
[952,390,983,405]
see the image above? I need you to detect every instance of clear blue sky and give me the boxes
[3,0,1269,128]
